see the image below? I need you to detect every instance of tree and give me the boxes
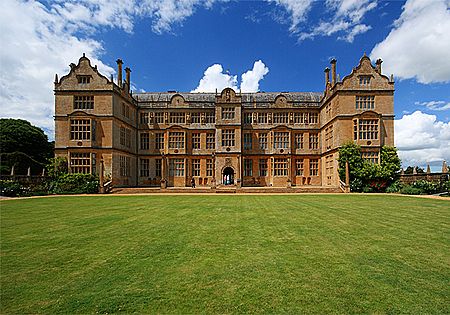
[338,143,401,192]
[0,119,54,174]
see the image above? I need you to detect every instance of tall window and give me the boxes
[325,125,333,149]
[70,152,91,174]
[206,132,215,149]
[205,112,215,123]
[155,159,162,177]
[140,133,149,150]
[258,112,268,124]
[259,159,267,176]
[192,133,201,149]
[140,112,149,124]
[358,119,378,140]
[122,103,130,119]
[295,133,304,149]
[125,128,131,148]
[191,113,201,124]
[192,159,200,176]
[243,133,252,150]
[273,132,289,149]
[296,159,304,176]
[244,159,253,176]
[221,129,235,147]
[309,133,319,150]
[258,132,268,149]
[140,158,150,177]
[294,112,307,124]
[273,158,288,176]
[119,156,130,177]
[356,96,375,109]
[70,119,91,140]
[169,132,185,149]
[309,113,318,124]
[155,132,164,149]
[309,159,319,176]
[243,113,252,124]
[170,112,185,124]
[74,96,94,110]
[273,113,288,124]
[206,159,213,176]
[154,112,164,124]
[170,159,184,176]
[222,107,235,120]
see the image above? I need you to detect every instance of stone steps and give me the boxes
[111,186,343,194]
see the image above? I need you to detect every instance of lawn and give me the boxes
[1,195,449,314]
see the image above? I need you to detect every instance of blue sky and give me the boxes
[1,0,449,169]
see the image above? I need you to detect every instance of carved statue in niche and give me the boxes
[186,113,190,124]
[164,112,168,124]
[289,112,293,124]
[201,113,205,124]
[226,90,231,102]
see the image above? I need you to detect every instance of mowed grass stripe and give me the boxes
[1,195,449,314]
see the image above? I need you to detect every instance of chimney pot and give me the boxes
[116,59,123,88]
[324,67,330,85]
[125,67,131,92]
[330,59,337,85]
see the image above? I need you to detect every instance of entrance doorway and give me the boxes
[223,167,234,185]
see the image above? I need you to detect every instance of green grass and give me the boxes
[1,195,449,314]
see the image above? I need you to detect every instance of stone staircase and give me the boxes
[111,186,343,194]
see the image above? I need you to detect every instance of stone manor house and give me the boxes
[54,54,394,189]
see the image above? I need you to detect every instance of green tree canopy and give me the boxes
[338,143,401,192]
[0,119,53,174]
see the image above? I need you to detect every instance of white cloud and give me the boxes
[0,0,114,137]
[370,0,450,83]
[192,61,270,93]
[395,111,450,168]
[269,0,314,32]
[240,60,269,93]
[191,64,238,93]
[272,0,376,42]
[415,101,450,111]
[0,0,220,138]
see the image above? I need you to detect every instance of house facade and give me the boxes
[54,54,394,189]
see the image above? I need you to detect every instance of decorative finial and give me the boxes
[83,52,85,57]
[54,73,59,84]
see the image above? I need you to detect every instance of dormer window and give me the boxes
[77,75,91,84]
[359,76,371,86]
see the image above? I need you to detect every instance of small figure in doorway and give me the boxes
[191,177,196,188]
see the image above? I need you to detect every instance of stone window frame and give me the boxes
[244,159,253,177]
[140,132,149,150]
[169,131,185,149]
[221,129,235,147]
[258,132,268,150]
[273,131,289,149]
[309,159,319,176]
[243,133,252,150]
[70,152,91,174]
[221,107,235,120]
[259,159,267,176]
[192,133,201,149]
[206,132,215,149]
[206,159,213,176]
[309,133,319,150]
[273,158,288,176]
[70,119,91,140]
[140,158,150,177]
[192,159,201,176]
[74,95,94,110]
[296,159,304,176]
[155,132,165,150]
[295,133,304,149]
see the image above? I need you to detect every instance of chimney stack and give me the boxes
[125,67,131,92]
[116,59,123,88]
[324,67,330,85]
[330,59,337,85]
[376,58,383,73]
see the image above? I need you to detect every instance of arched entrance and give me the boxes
[222,167,234,185]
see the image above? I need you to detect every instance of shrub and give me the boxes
[386,181,402,193]
[50,173,99,194]
[0,180,29,197]
[400,185,423,195]
[411,180,439,195]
